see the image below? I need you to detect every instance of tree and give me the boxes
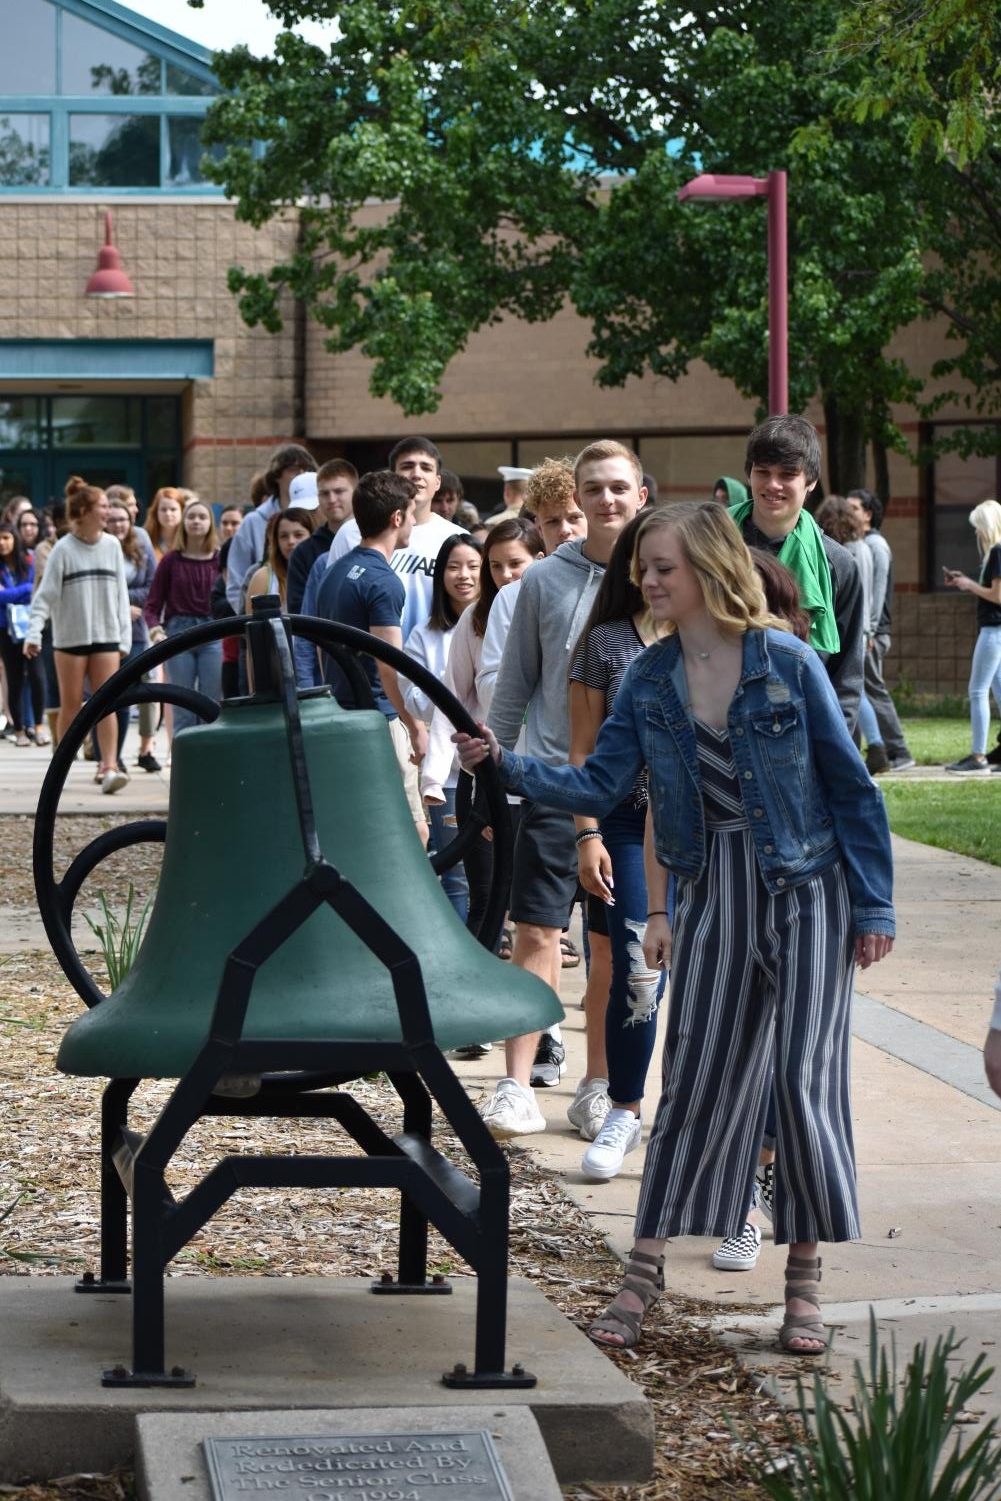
[198,0,969,490]
[829,0,1001,166]
[824,1,1001,453]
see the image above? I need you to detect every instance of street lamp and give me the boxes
[677,170,787,416]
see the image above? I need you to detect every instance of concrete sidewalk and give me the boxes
[450,832,1001,1411]
[7,727,1001,1417]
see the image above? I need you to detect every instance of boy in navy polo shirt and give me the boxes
[316,470,427,843]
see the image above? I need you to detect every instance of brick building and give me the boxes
[1,0,996,694]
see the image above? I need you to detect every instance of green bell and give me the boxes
[58,694,561,1080]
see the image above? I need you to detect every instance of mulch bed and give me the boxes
[0,812,797,1500]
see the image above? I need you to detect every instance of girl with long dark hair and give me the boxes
[0,525,46,745]
[564,512,668,1171]
[422,517,545,947]
[405,531,485,919]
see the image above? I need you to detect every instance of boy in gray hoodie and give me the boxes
[482,440,647,1139]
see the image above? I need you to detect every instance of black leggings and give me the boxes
[0,629,44,731]
[461,790,522,947]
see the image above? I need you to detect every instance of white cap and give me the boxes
[498,466,532,483]
[288,473,319,510]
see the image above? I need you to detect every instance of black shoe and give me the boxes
[865,743,890,775]
[945,754,990,774]
[116,758,129,776]
[887,754,916,771]
[986,739,1001,767]
[136,751,162,773]
[530,1033,566,1088]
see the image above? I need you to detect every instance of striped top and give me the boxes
[694,719,747,831]
[571,616,649,808]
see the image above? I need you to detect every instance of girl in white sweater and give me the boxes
[26,476,131,794]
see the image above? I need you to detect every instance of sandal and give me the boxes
[589,1247,664,1350]
[498,926,513,961]
[14,731,30,747]
[33,728,50,747]
[779,1254,826,1355]
[560,935,581,969]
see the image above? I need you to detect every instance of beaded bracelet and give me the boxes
[575,829,603,846]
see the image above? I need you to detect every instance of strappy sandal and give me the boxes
[779,1254,826,1355]
[560,935,581,969]
[588,1247,665,1350]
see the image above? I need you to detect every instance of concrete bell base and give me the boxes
[136,1407,563,1501]
[0,1276,652,1485]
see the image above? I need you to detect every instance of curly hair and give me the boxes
[525,457,576,520]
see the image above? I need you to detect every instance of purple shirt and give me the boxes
[143,550,220,627]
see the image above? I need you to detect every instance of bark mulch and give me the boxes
[0,815,798,1501]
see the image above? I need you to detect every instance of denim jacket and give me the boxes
[500,627,895,936]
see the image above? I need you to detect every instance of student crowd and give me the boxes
[18,412,1001,1358]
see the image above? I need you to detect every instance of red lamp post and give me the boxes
[677,170,788,416]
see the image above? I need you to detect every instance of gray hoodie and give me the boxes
[487,539,605,764]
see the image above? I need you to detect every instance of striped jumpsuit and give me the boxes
[635,717,860,1248]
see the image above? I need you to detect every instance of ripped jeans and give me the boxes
[596,800,667,1105]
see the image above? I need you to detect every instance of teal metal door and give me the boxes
[50,452,146,500]
[0,455,46,511]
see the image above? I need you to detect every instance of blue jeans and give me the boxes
[857,693,882,747]
[969,626,1001,754]
[428,786,469,922]
[601,801,667,1105]
[165,614,222,734]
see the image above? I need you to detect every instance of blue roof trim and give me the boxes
[57,0,215,71]
[0,339,215,380]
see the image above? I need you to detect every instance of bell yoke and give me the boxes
[33,597,560,1389]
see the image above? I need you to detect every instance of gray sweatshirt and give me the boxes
[487,540,605,764]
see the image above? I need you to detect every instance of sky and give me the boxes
[124,0,334,58]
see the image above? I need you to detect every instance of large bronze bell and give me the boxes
[34,605,562,1391]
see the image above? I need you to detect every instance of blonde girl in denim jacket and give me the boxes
[456,500,894,1357]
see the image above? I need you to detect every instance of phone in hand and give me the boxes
[942,566,959,581]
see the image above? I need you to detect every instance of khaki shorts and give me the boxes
[387,715,425,828]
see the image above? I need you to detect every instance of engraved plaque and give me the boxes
[204,1431,514,1501]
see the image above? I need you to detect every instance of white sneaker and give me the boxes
[711,1221,761,1271]
[100,768,128,795]
[480,1078,546,1140]
[566,1077,610,1140]
[581,1108,641,1180]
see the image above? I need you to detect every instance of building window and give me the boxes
[0,397,45,448]
[69,113,159,187]
[0,114,50,186]
[60,12,159,96]
[0,0,219,193]
[0,0,56,94]
[167,116,221,185]
[928,423,1001,587]
[51,396,143,448]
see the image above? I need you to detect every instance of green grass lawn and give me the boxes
[878,717,1001,864]
[881,779,1001,866]
[898,715,988,766]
